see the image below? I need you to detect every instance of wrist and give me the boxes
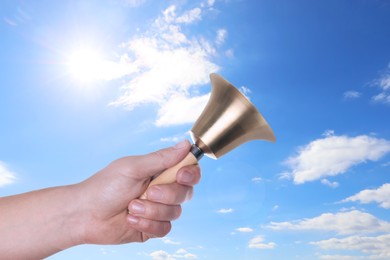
[58,184,88,248]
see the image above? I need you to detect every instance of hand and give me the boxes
[75,140,201,245]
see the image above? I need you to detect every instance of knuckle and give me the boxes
[151,149,170,169]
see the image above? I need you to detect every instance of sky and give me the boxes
[1,0,390,259]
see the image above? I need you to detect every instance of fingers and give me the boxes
[146,184,194,204]
[127,215,172,238]
[176,164,201,186]
[126,160,201,239]
[143,164,201,204]
[127,199,179,239]
[131,140,192,179]
[128,200,182,221]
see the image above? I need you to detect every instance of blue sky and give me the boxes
[1,0,390,259]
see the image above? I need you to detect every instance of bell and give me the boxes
[191,73,276,159]
[140,73,276,194]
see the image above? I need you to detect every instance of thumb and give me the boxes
[133,140,191,179]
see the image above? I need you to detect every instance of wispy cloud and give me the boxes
[160,132,190,144]
[109,2,230,127]
[248,235,276,249]
[176,7,202,24]
[217,208,234,214]
[341,183,390,209]
[343,90,361,99]
[0,161,16,187]
[284,132,390,184]
[150,248,197,260]
[236,227,254,233]
[215,29,227,45]
[312,234,390,260]
[160,237,181,245]
[372,64,390,104]
[115,0,146,7]
[317,254,364,260]
[321,179,340,188]
[251,177,263,183]
[3,17,17,26]
[266,210,390,235]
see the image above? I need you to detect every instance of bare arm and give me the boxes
[0,140,200,259]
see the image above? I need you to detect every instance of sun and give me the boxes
[66,48,106,82]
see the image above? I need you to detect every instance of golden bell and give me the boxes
[190,73,276,159]
[140,73,276,193]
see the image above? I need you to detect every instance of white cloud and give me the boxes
[150,250,175,260]
[150,249,197,260]
[248,236,276,249]
[119,0,146,7]
[236,227,254,233]
[317,254,365,260]
[155,93,210,127]
[312,234,390,259]
[239,86,252,98]
[174,248,197,259]
[371,64,390,104]
[0,161,16,187]
[284,133,390,184]
[321,179,340,188]
[207,0,215,7]
[176,8,202,24]
[160,132,190,143]
[3,17,17,26]
[217,208,234,214]
[251,177,263,183]
[322,129,335,137]
[266,210,390,235]
[215,29,227,45]
[382,161,390,167]
[110,3,224,126]
[277,172,292,180]
[372,92,390,104]
[342,183,390,209]
[160,237,181,245]
[225,48,234,58]
[343,90,361,99]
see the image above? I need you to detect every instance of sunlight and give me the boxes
[66,48,106,82]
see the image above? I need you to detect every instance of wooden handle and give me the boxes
[140,152,198,199]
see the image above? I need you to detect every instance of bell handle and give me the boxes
[139,152,198,199]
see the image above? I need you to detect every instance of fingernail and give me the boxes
[174,140,187,149]
[129,200,145,214]
[127,215,139,225]
[147,186,163,201]
[180,171,193,184]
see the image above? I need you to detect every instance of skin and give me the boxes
[0,140,201,259]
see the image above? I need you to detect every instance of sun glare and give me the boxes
[66,48,106,82]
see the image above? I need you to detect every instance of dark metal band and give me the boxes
[190,144,204,160]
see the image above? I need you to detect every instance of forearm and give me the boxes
[0,185,84,259]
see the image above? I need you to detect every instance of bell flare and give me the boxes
[190,73,276,159]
